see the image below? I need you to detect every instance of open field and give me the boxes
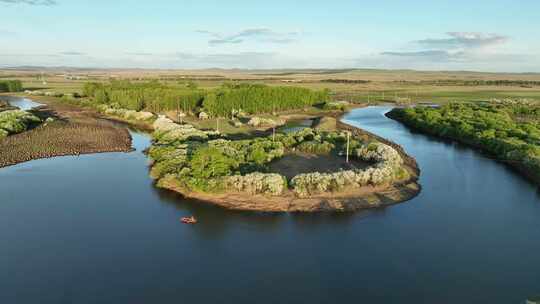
[2,67,540,104]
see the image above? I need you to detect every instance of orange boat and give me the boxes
[180,216,197,224]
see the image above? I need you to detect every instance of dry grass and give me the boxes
[3,67,540,104]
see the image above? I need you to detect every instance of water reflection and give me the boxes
[2,105,540,303]
[3,96,43,110]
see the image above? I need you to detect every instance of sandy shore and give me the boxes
[158,169,420,212]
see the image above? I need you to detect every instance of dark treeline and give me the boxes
[396,79,540,87]
[388,103,540,182]
[83,81,329,116]
[0,80,23,92]
[254,69,356,76]
[156,75,225,81]
[321,79,371,84]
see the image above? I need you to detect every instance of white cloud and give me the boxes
[380,50,464,61]
[197,28,301,46]
[0,0,56,5]
[59,51,85,56]
[380,31,513,66]
[417,32,508,49]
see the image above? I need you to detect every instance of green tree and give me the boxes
[190,147,238,179]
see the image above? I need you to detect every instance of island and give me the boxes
[145,114,420,212]
[72,96,420,212]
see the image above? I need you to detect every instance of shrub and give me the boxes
[322,102,347,111]
[226,173,286,195]
[291,142,404,197]
[190,146,238,179]
[297,140,335,154]
[0,110,41,136]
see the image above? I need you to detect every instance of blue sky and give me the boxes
[1,0,539,72]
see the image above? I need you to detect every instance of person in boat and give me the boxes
[181,216,197,223]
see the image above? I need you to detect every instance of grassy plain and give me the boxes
[2,67,540,105]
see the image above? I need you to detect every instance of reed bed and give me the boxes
[0,118,132,168]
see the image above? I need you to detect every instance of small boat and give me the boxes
[180,216,197,224]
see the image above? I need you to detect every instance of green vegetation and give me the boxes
[190,146,238,179]
[148,116,407,198]
[203,83,329,116]
[7,68,540,107]
[296,140,335,154]
[0,110,41,139]
[322,101,348,111]
[82,81,329,117]
[95,104,156,123]
[148,117,287,192]
[83,81,205,112]
[290,139,405,197]
[388,101,540,182]
[0,80,23,92]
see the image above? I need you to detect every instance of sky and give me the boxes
[1,0,539,72]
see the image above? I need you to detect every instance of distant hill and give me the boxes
[1,67,540,82]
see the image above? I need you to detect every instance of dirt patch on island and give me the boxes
[0,97,133,168]
[268,153,369,180]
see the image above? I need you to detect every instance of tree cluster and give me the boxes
[83,81,204,113]
[83,81,329,117]
[389,102,540,180]
[0,80,23,92]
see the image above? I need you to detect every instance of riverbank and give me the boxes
[386,105,540,186]
[0,96,133,168]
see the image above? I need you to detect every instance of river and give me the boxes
[0,96,43,110]
[1,102,539,303]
